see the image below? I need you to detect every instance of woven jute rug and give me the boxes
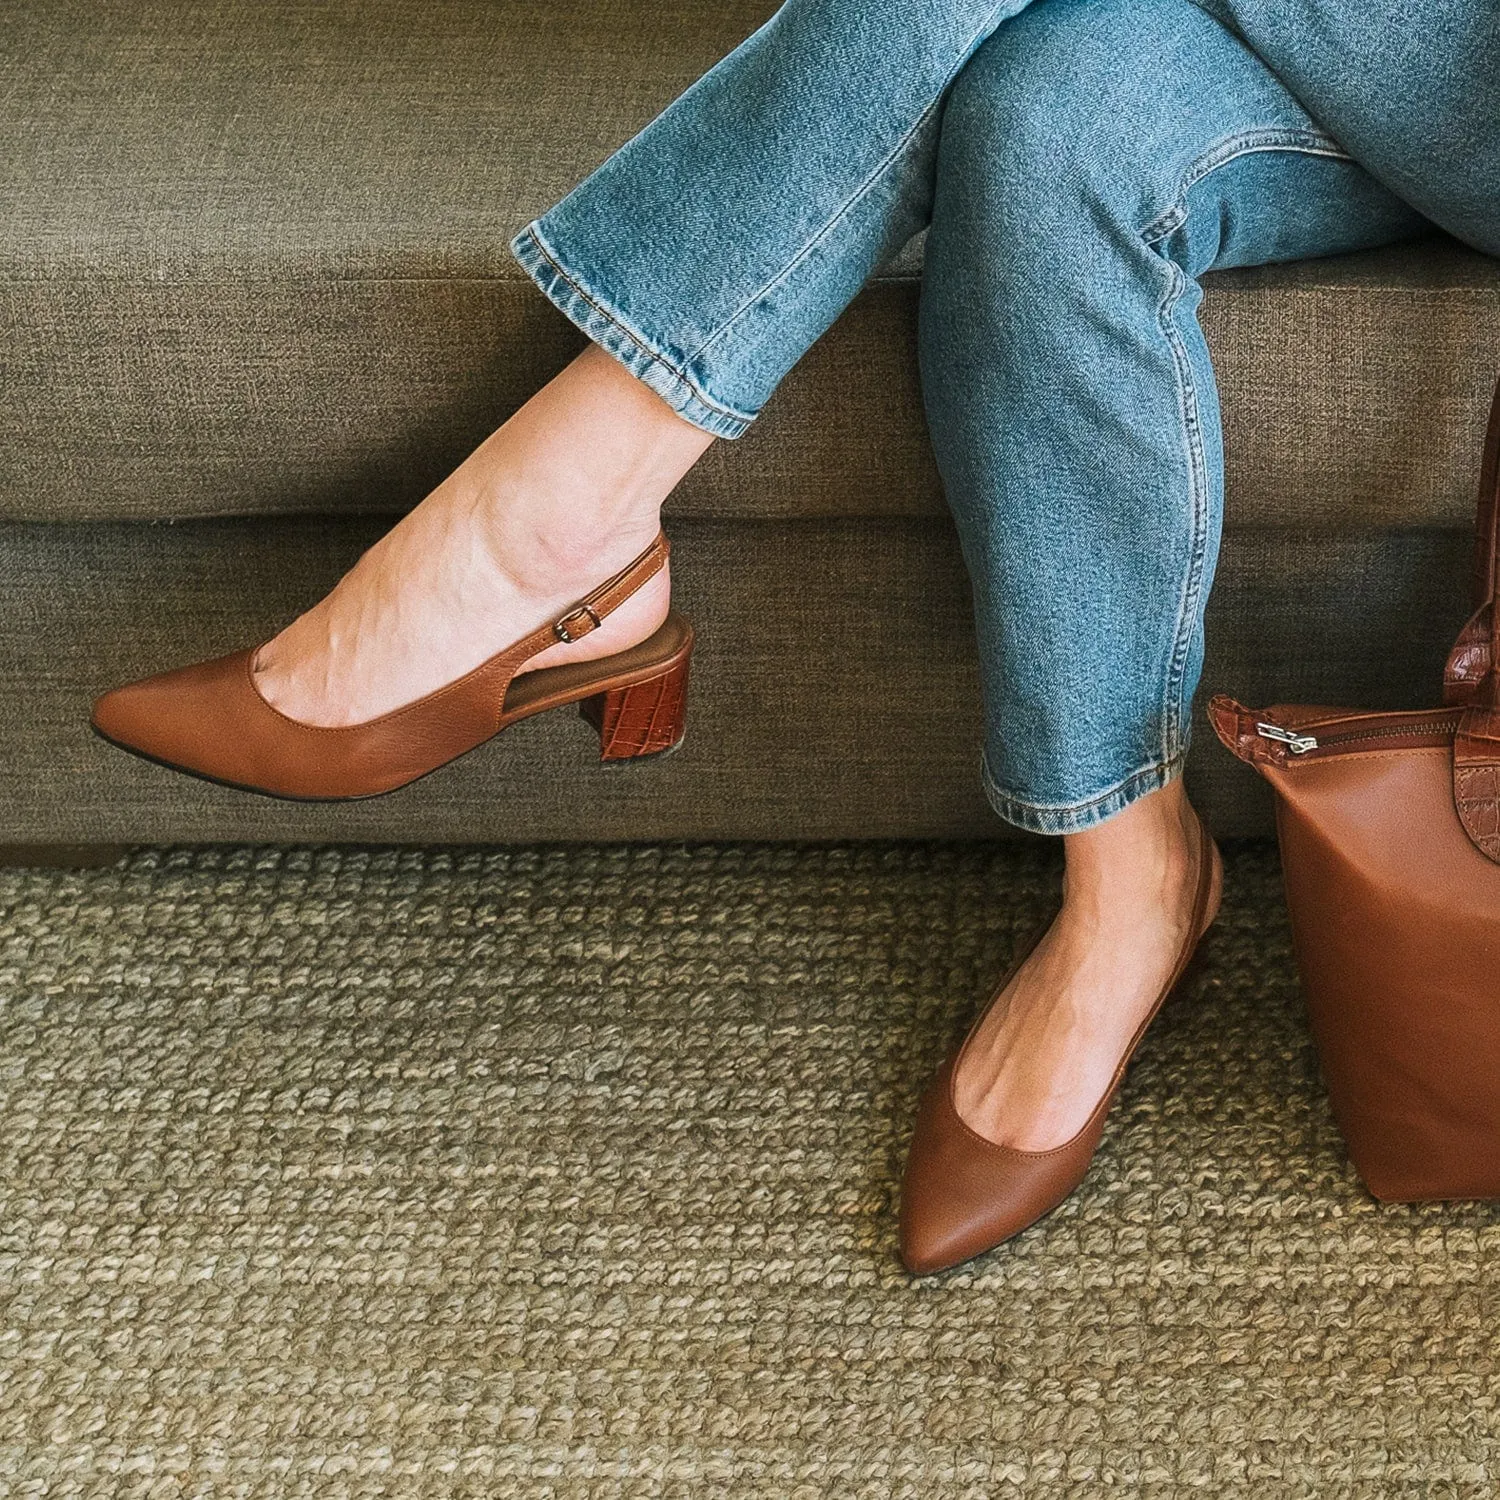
[1,842,1497,1498]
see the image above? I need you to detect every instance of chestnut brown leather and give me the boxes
[580,649,691,761]
[92,532,692,799]
[1211,376,1500,1201]
[899,817,1222,1275]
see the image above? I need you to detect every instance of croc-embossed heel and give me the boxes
[581,650,691,761]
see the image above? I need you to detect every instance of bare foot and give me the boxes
[952,780,1220,1151]
[252,346,714,727]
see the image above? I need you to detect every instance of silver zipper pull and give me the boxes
[1255,721,1318,754]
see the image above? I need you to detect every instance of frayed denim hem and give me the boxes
[510,222,757,441]
[982,751,1188,836]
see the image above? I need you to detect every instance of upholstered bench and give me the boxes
[4,0,1498,844]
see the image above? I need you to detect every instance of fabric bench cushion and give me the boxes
[3,0,1498,530]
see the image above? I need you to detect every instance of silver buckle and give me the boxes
[553,604,602,644]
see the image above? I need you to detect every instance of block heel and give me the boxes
[580,649,691,761]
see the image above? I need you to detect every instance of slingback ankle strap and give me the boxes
[551,532,670,644]
[506,532,672,667]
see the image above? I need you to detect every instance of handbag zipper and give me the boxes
[1255,710,1463,758]
[1255,722,1318,754]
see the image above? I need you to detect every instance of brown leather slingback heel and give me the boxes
[900,815,1222,1275]
[91,531,691,800]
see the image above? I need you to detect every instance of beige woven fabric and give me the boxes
[2,841,1498,1497]
[4,0,1499,528]
[0,516,1480,846]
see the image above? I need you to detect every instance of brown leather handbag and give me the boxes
[1210,379,1500,1203]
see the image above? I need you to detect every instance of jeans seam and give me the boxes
[984,751,1186,815]
[1140,128,1353,245]
[515,223,757,428]
[684,0,1013,367]
[982,752,1187,833]
[1156,254,1209,770]
[1146,127,1353,764]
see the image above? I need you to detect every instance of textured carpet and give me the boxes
[2,841,1498,1499]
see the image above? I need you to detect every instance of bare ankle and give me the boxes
[467,497,654,601]
[452,346,712,589]
[1060,781,1201,923]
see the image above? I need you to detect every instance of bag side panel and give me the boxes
[1269,748,1500,1201]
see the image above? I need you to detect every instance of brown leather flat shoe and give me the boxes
[899,816,1222,1275]
[91,531,691,800]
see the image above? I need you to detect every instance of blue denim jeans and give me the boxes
[513,0,1498,832]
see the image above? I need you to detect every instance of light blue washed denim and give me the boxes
[513,0,1498,833]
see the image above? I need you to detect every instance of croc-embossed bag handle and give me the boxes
[1443,379,1500,704]
[1446,378,1500,860]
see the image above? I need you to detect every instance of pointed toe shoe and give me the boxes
[899,817,1222,1275]
[91,532,692,800]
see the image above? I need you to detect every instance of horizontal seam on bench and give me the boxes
[0,274,1495,292]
